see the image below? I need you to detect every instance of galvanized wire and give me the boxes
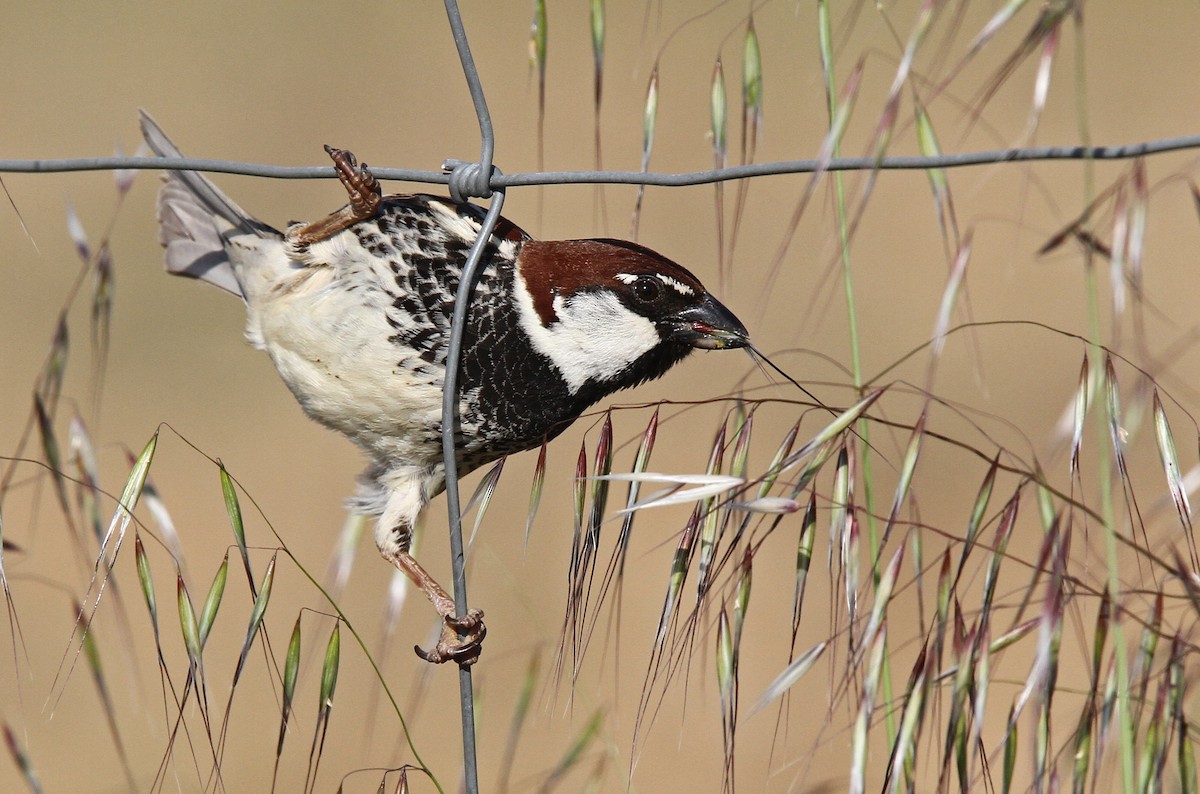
[7,134,1200,182]
[438,2,496,793]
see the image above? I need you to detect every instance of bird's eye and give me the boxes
[631,275,662,303]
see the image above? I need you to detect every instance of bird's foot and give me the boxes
[325,145,382,219]
[285,146,382,246]
[384,543,486,667]
[414,608,486,667]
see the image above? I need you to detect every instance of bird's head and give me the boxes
[513,238,749,397]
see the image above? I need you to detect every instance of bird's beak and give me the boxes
[668,295,750,350]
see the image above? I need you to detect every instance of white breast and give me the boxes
[246,232,444,463]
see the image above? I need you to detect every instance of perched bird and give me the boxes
[140,111,749,665]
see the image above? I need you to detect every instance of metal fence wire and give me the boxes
[437,3,502,789]
[5,3,1200,792]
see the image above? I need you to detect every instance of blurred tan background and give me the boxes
[4,2,1200,792]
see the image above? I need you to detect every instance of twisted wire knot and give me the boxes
[442,159,501,204]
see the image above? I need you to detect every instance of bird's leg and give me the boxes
[285,146,383,246]
[389,550,486,666]
[372,478,486,666]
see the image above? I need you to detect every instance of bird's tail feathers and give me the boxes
[139,109,278,298]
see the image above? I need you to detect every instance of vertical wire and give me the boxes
[440,191,503,794]
[440,2,499,792]
[443,0,496,196]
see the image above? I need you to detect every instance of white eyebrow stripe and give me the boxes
[656,274,696,295]
[616,271,697,296]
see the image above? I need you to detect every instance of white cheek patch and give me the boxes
[514,271,662,394]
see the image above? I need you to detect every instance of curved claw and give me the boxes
[414,609,486,667]
[323,145,382,219]
[284,145,383,247]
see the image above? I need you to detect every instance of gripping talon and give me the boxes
[285,145,382,246]
[414,609,486,667]
[325,145,382,219]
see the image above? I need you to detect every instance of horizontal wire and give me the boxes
[4,134,1200,186]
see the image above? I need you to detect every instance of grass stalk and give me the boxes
[817,0,893,744]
